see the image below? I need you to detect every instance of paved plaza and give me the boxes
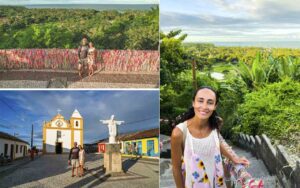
[0,71,159,88]
[0,154,159,188]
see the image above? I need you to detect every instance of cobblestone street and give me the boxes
[0,154,159,188]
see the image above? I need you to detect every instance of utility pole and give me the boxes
[31,124,33,149]
[13,133,18,160]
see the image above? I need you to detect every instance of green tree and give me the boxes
[234,78,300,141]
[160,30,189,85]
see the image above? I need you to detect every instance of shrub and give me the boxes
[235,78,300,141]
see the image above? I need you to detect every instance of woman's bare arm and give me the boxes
[219,135,250,166]
[171,127,185,188]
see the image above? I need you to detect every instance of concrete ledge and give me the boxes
[235,132,300,188]
[255,135,262,159]
[261,134,277,174]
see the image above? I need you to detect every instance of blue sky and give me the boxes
[161,0,300,44]
[0,0,158,5]
[0,90,159,148]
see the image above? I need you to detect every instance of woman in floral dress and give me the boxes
[171,87,251,188]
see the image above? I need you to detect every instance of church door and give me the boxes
[55,142,62,154]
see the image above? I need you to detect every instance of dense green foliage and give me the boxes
[183,42,300,66]
[0,6,159,49]
[160,30,300,153]
[235,79,300,139]
[236,53,300,89]
[160,30,190,85]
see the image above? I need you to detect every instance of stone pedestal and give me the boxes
[103,143,122,173]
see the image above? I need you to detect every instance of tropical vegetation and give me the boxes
[160,30,300,154]
[0,6,159,50]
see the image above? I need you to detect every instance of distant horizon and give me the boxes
[183,41,300,49]
[0,0,158,5]
[18,3,157,5]
[0,4,158,12]
[21,4,157,11]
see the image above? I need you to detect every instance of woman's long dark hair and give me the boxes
[180,86,222,130]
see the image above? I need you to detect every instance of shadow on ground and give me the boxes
[64,165,111,188]
[0,154,104,187]
[122,157,140,173]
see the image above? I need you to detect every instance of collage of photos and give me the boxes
[0,0,159,188]
[0,0,299,188]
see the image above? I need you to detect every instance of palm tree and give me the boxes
[236,52,300,90]
[235,52,267,90]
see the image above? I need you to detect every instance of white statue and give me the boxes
[100,115,124,143]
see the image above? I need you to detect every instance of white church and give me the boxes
[42,109,84,154]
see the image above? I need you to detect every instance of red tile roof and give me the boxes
[89,128,159,144]
[0,131,29,145]
[118,128,159,141]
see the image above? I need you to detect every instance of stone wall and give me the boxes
[160,134,171,158]
[235,133,300,188]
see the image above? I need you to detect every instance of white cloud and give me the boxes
[56,95,73,106]
[97,102,107,111]
[161,0,300,44]
[0,91,159,145]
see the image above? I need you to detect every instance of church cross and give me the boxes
[57,109,62,114]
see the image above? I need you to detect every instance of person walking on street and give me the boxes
[30,148,35,161]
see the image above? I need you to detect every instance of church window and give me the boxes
[57,131,61,139]
[76,121,79,127]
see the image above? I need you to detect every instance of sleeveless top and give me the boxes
[177,121,226,188]
[88,47,95,64]
[79,150,85,162]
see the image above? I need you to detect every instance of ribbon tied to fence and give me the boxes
[0,49,159,72]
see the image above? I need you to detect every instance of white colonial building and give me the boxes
[43,109,84,154]
[0,131,29,160]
